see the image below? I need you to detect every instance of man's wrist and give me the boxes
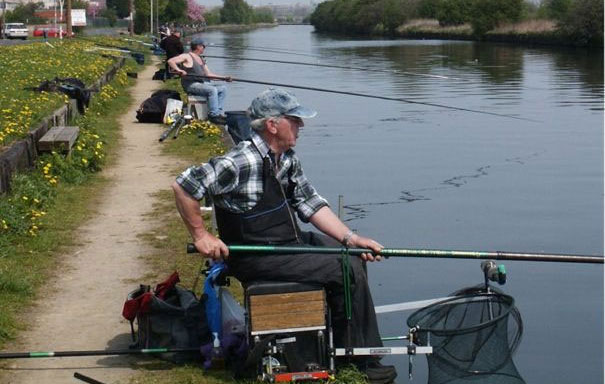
[341,230,355,247]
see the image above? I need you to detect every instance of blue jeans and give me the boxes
[186,82,227,116]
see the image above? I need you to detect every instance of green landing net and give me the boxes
[407,287,525,384]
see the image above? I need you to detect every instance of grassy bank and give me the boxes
[395,18,602,47]
[0,56,141,346]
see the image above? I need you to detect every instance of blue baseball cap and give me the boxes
[249,88,317,119]
[191,38,207,47]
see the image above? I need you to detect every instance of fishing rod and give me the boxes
[208,43,323,58]
[204,54,455,80]
[184,75,539,122]
[74,372,105,384]
[0,347,199,359]
[186,243,603,264]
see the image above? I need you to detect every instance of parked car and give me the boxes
[32,27,73,38]
[3,23,28,40]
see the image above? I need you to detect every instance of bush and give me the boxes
[252,8,274,23]
[561,0,604,46]
[544,0,573,20]
[203,9,221,25]
[418,0,440,18]
[470,0,523,36]
[436,0,473,26]
[311,0,416,35]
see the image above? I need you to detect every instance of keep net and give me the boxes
[407,288,525,384]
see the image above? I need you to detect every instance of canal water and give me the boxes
[194,25,603,383]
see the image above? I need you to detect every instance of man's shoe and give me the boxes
[208,114,227,125]
[361,361,398,384]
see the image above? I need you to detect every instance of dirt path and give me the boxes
[1,60,185,384]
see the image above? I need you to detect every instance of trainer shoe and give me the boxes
[208,114,227,125]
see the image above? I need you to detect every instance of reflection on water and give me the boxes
[195,26,603,384]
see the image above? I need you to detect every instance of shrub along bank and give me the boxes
[0,42,141,345]
[310,0,603,47]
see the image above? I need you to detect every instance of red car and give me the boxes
[33,27,74,38]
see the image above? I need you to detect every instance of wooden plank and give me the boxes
[251,311,326,332]
[249,290,326,331]
[251,298,325,316]
[249,290,324,307]
[37,126,79,153]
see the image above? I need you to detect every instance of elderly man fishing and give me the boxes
[173,88,397,383]
[168,38,232,125]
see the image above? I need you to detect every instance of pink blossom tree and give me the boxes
[187,0,205,22]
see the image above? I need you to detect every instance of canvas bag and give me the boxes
[123,273,212,363]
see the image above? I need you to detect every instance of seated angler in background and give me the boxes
[172,88,398,384]
[168,38,232,125]
[160,29,184,79]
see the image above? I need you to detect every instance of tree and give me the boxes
[204,9,221,25]
[106,0,130,19]
[164,0,187,23]
[561,0,603,46]
[436,0,473,26]
[99,7,118,26]
[6,3,45,23]
[470,0,522,36]
[545,0,572,20]
[133,0,150,34]
[252,7,273,23]
[187,0,205,22]
[220,0,253,24]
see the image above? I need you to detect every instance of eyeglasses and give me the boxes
[283,115,303,126]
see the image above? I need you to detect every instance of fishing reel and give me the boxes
[481,260,506,286]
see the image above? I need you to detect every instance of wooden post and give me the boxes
[66,0,72,36]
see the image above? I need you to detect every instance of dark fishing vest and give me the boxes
[215,147,302,245]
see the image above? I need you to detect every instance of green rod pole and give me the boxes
[186,244,603,264]
[0,347,198,359]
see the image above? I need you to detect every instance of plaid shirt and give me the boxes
[176,131,329,223]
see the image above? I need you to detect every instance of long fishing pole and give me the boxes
[184,75,539,122]
[208,43,323,58]
[204,54,455,80]
[0,347,199,359]
[186,243,603,264]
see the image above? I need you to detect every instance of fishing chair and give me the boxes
[243,280,332,382]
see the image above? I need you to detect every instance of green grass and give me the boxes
[0,36,150,148]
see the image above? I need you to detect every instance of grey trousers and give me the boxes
[228,231,383,349]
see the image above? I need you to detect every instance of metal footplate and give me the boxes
[333,346,432,356]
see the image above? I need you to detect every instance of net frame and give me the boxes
[407,289,524,384]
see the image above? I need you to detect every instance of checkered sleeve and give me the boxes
[289,157,329,222]
[176,156,239,201]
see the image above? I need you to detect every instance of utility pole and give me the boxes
[1,0,6,40]
[66,0,72,37]
[150,0,153,35]
[129,0,134,36]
